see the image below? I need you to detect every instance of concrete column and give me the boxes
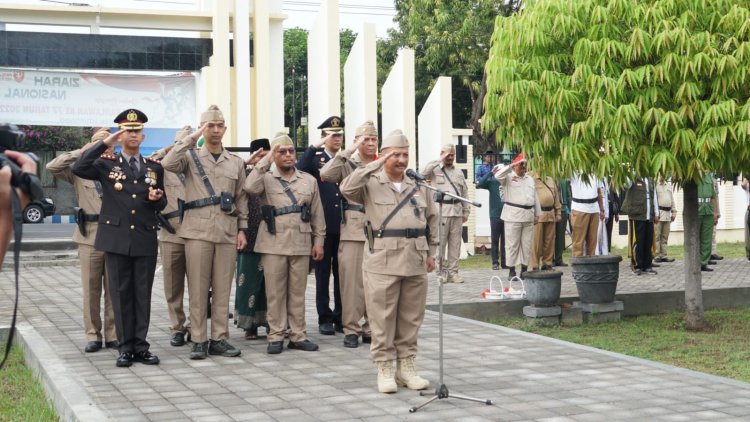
[307,0,340,146]
[208,0,232,143]
[343,23,377,148]
[268,17,285,135]
[252,0,271,141]
[234,0,251,146]
[381,48,415,169]
[417,76,452,170]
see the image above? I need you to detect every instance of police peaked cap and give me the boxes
[317,116,344,133]
[114,109,148,130]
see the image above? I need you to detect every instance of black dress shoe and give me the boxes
[708,260,717,265]
[701,265,714,272]
[318,322,335,335]
[334,323,344,333]
[84,341,102,353]
[116,352,134,367]
[134,350,160,365]
[362,334,372,344]
[343,334,359,348]
[104,340,120,349]
[288,339,319,351]
[508,268,517,278]
[170,332,186,347]
[711,254,724,260]
[267,341,284,354]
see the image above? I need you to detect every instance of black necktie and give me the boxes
[129,156,138,175]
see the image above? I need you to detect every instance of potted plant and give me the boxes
[569,255,622,303]
[523,270,563,307]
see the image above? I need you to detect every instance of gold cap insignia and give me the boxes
[331,117,340,128]
[127,110,138,122]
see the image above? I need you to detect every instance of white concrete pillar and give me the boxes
[381,48,416,169]
[268,18,285,135]
[307,0,340,146]
[252,0,272,142]
[417,76,452,170]
[343,23,377,148]
[234,0,251,146]
[208,0,232,143]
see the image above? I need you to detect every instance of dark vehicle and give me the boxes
[23,197,55,224]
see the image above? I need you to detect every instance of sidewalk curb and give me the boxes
[13,323,109,422]
[43,215,76,224]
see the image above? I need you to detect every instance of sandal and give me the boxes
[245,326,258,340]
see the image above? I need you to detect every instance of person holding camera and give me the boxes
[0,148,37,267]
[46,128,118,353]
[71,109,167,368]
[243,132,325,355]
[161,105,248,360]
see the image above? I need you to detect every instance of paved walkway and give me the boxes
[1,258,750,421]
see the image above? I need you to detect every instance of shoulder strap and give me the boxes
[541,178,556,201]
[277,178,298,205]
[378,184,421,235]
[189,149,216,197]
[347,159,357,171]
[441,167,461,196]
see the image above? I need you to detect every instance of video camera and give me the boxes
[0,123,44,202]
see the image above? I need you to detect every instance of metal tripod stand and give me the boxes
[408,182,493,413]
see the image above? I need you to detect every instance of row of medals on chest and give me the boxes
[108,166,158,192]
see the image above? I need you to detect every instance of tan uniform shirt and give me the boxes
[533,175,561,223]
[243,160,325,255]
[420,160,470,218]
[46,149,101,246]
[160,139,248,244]
[319,148,367,242]
[495,165,541,223]
[151,147,185,244]
[340,161,439,277]
[655,180,676,222]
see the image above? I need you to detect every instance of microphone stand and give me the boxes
[407,175,492,413]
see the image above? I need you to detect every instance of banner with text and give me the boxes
[0,68,196,128]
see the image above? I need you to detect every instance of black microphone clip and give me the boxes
[405,169,425,182]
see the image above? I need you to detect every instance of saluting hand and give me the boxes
[189,123,208,145]
[148,188,164,201]
[102,129,127,147]
[311,244,324,261]
[374,150,396,168]
[244,148,265,166]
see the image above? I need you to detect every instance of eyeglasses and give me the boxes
[277,148,296,155]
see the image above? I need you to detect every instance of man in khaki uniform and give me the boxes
[161,105,248,360]
[46,128,117,353]
[654,177,676,263]
[493,153,540,279]
[340,129,438,394]
[320,120,378,348]
[244,133,325,354]
[420,144,470,283]
[530,173,561,270]
[150,126,191,347]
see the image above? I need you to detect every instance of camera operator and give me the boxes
[1,150,38,267]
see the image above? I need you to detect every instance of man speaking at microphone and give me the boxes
[340,129,438,394]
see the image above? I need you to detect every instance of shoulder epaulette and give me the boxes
[100,154,117,161]
[145,157,162,165]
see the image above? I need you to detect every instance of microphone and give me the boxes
[405,169,425,182]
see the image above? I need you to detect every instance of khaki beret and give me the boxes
[381,129,409,149]
[355,120,378,137]
[200,105,224,123]
[271,132,293,148]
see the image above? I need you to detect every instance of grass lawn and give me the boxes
[490,307,750,383]
[0,345,57,422]
[462,241,747,269]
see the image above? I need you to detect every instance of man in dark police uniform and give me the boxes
[72,109,167,368]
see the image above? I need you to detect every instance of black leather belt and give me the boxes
[505,202,533,210]
[344,203,365,213]
[438,198,459,204]
[572,197,598,204]
[377,228,427,238]
[658,206,671,211]
[82,213,99,222]
[274,204,303,216]
[183,196,221,210]
[541,206,554,212]
[162,210,181,220]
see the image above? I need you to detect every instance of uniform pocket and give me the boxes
[99,215,120,226]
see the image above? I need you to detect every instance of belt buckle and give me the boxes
[405,228,417,238]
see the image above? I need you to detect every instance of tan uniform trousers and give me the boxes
[160,241,187,334]
[364,271,427,362]
[79,244,116,342]
[439,216,463,275]
[570,210,599,256]
[339,240,370,336]
[655,221,671,258]
[261,254,309,343]
[504,221,534,268]
[185,239,236,343]
[530,221,556,269]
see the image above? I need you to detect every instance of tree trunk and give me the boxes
[468,68,489,150]
[682,181,707,330]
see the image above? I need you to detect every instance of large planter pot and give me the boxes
[570,255,622,303]
[523,270,562,307]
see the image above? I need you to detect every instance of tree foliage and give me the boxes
[483,0,750,188]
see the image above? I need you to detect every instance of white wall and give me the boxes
[343,23,377,147]
[307,0,340,145]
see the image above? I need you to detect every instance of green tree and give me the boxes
[482,0,750,329]
[385,0,520,151]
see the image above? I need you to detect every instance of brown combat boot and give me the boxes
[376,360,397,393]
[396,355,430,390]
